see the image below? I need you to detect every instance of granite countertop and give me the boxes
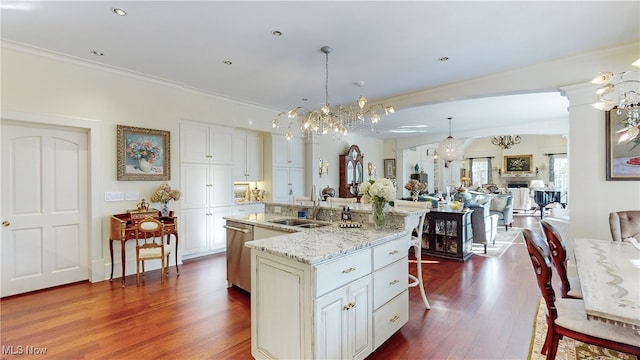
[224,212,409,265]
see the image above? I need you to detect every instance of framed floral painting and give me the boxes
[117,125,171,181]
[606,109,640,180]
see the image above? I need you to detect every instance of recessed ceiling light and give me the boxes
[91,50,104,56]
[223,60,232,65]
[111,8,127,16]
[439,57,449,62]
[271,30,282,37]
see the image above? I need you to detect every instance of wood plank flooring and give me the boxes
[1,215,541,360]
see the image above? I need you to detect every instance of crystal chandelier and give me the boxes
[591,60,640,143]
[273,46,394,139]
[437,117,462,162]
[491,135,521,149]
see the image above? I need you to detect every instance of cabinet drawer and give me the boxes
[373,258,407,309]
[373,290,408,349]
[315,250,371,297]
[373,236,408,270]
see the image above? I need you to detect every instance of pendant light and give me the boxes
[437,117,462,163]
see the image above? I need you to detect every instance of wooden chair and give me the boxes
[394,200,430,309]
[135,217,172,285]
[539,219,582,299]
[521,229,640,360]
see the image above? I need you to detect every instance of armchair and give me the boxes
[609,210,640,242]
[468,201,498,253]
[489,194,513,231]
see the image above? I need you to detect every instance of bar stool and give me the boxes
[395,200,431,309]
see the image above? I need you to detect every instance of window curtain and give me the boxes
[548,155,555,185]
[468,158,474,186]
[487,158,493,184]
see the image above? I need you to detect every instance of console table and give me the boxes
[109,210,179,287]
[423,210,473,261]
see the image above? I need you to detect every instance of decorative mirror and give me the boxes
[339,144,364,198]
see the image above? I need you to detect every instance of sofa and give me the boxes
[609,210,640,242]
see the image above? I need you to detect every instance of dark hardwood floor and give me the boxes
[1,215,541,360]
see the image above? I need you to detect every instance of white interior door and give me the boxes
[1,121,89,297]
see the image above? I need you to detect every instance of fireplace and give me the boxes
[507,181,529,188]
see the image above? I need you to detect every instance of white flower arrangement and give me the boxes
[359,178,397,204]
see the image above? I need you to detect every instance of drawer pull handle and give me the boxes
[342,267,356,274]
[390,315,400,323]
[343,302,355,311]
[389,250,399,255]
[389,279,399,285]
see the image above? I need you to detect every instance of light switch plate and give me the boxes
[105,192,124,202]
[125,192,139,201]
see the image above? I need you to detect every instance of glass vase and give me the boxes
[371,200,388,230]
[411,191,419,202]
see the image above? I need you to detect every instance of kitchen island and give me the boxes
[226,205,418,360]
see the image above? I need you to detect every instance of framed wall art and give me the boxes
[606,110,640,180]
[503,154,533,174]
[234,183,250,202]
[117,125,171,181]
[384,158,396,178]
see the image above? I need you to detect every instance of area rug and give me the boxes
[528,298,637,360]
[472,228,522,258]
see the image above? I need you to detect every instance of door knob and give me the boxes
[2,221,10,227]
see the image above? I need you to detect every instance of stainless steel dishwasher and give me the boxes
[224,221,253,292]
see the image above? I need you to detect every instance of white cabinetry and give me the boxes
[180,121,234,258]
[268,134,305,203]
[251,232,409,359]
[233,203,265,216]
[271,166,305,203]
[273,136,304,167]
[181,122,233,164]
[233,130,263,181]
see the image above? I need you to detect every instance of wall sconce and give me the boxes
[319,158,329,177]
[368,162,373,176]
[536,167,539,175]
[498,168,502,175]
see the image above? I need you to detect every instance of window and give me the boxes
[552,155,568,190]
[471,159,489,186]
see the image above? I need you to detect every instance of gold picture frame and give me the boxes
[503,154,533,174]
[117,125,170,181]
[384,158,396,178]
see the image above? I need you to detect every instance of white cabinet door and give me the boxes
[211,206,234,251]
[181,208,212,255]
[289,167,306,200]
[272,134,304,167]
[181,122,210,163]
[288,136,305,168]
[209,126,233,165]
[210,165,234,207]
[315,275,373,360]
[233,133,263,181]
[181,122,233,164]
[181,163,210,209]
[245,134,263,181]
[272,167,292,203]
[232,133,247,180]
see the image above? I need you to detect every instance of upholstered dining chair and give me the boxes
[394,200,430,309]
[135,217,172,285]
[609,210,640,242]
[522,229,640,360]
[539,219,582,299]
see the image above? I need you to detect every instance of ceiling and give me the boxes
[2,1,639,140]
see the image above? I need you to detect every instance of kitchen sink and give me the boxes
[268,219,330,228]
